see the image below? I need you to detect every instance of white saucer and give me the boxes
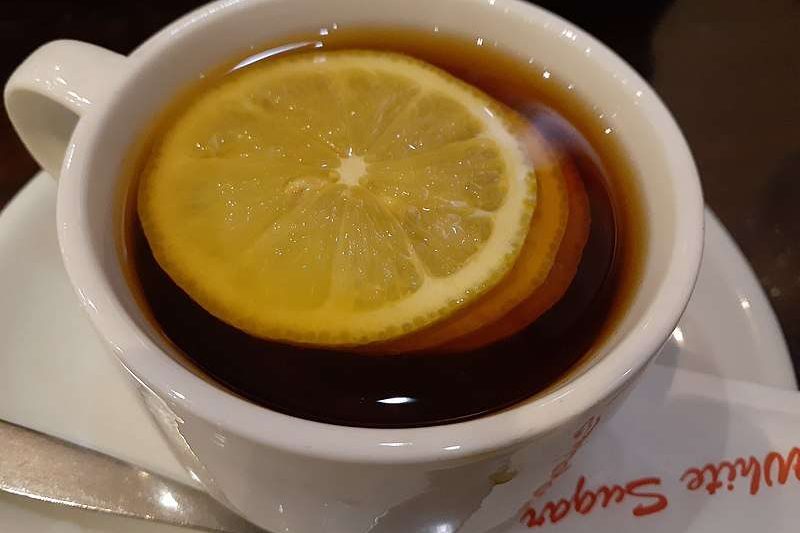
[0,173,794,532]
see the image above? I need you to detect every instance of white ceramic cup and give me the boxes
[4,0,703,531]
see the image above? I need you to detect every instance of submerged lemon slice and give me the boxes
[367,126,573,353]
[139,50,535,346]
[440,146,591,352]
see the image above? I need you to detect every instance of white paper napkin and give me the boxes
[460,363,800,533]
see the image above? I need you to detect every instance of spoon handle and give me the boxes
[0,418,263,532]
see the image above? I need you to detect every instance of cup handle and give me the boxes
[4,40,125,180]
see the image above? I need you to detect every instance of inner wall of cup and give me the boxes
[85,0,678,399]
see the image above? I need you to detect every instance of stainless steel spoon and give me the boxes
[0,419,264,532]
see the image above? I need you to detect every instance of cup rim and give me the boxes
[57,0,704,464]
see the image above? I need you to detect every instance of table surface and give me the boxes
[1,0,798,378]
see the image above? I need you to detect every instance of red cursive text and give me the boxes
[531,416,601,499]
[681,446,800,497]
[520,475,668,528]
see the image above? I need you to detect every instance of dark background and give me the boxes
[1,1,798,377]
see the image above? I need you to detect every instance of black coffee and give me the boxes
[121,28,645,428]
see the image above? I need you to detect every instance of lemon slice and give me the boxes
[441,147,591,352]
[139,50,535,346]
[369,126,571,353]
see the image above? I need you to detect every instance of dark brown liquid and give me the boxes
[122,28,645,428]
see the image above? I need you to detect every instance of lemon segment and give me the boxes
[139,50,536,346]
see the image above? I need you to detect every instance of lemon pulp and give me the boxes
[139,50,536,346]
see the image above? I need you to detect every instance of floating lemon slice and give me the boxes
[139,50,535,346]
